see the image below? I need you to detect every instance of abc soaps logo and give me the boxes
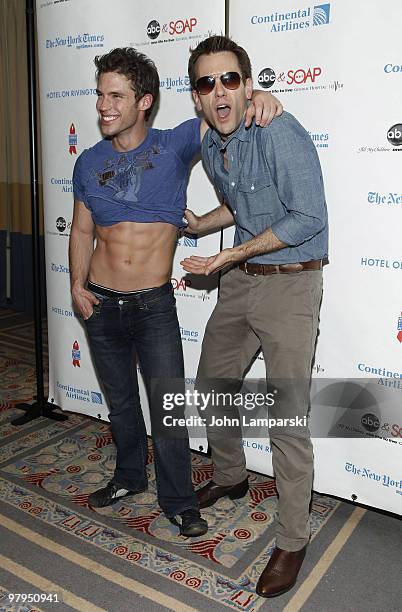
[171,277,190,292]
[361,413,402,438]
[387,124,402,147]
[147,17,197,40]
[258,66,321,88]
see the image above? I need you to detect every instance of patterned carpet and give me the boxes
[0,308,343,611]
[0,407,339,611]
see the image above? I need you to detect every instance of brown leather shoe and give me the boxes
[256,546,307,598]
[196,478,249,509]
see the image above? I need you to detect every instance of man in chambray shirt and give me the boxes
[182,36,328,598]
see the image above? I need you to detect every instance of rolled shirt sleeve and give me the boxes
[266,114,327,247]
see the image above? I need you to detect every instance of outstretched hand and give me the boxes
[181,249,236,276]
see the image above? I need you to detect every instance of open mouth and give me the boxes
[216,104,231,119]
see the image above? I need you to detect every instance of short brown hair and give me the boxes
[95,47,159,121]
[188,35,252,90]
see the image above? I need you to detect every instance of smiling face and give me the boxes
[95,71,152,144]
[192,51,252,140]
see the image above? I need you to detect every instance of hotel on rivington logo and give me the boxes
[397,313,402,343]
[251,3,331,32]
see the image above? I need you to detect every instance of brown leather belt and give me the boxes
[238,259,323,276]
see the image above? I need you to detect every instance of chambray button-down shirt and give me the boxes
[201,111,328,264]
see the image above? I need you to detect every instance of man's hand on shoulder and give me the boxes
[71,284,99,320]
[245,91,283,128]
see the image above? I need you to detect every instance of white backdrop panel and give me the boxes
[229,0,402,514]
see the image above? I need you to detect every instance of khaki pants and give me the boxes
[197,266,323,551]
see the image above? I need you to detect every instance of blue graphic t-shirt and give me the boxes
[73,118,201,227]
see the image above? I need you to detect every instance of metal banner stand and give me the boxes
[12,0,67,426]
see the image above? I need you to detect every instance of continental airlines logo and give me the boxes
[177,234,198,248]
[251,3,330,33]
[56,381,103,405]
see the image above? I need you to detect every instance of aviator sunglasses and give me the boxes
[195,71,242,95]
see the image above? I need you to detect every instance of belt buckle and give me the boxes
[244,263,258,277]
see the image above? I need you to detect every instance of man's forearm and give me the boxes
[196,203,234,233]
[69,228,94,289]
[231,227,287,263]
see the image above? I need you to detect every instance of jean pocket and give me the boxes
[86,300,103,321]
[144,289,176,312]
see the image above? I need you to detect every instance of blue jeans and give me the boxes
[84,281,198,517]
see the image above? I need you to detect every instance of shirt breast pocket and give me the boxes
[237,175,271,216]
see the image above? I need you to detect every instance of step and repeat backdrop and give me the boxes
[36,0,224,452]
[36,0,401,514]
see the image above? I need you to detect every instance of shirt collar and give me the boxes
[208,117,252,150]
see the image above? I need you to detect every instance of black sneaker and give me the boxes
[176,509,208,537]
[88,481,141,508]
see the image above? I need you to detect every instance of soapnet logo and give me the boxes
[171,277,191,292]
[146,17,198,40]
[387,124,402,147]
[168,17,197,35]
[260,65,323,89]
[258,68,276,89]
[280,66,322,85]
[147,20,161,40]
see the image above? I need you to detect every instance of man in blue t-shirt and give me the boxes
[70,47,281,536]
